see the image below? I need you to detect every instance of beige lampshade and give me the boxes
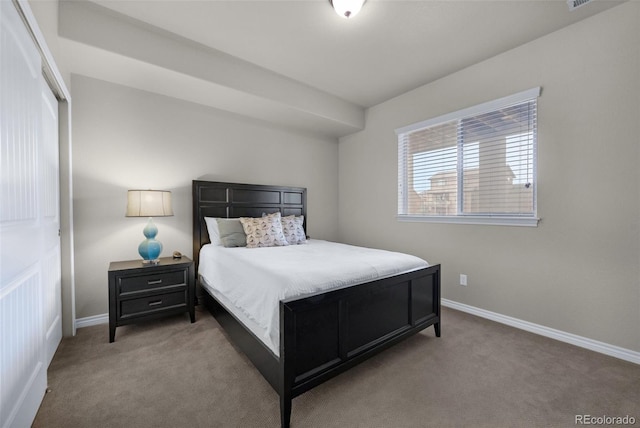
[126,190,174,217]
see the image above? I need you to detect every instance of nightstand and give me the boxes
[108,256,195,342]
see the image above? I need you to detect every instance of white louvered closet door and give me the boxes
[0,1,62,427]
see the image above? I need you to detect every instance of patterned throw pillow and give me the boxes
[281,215,306,245]
[240,212,289,248]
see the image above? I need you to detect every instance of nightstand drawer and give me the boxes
[118,270,186,294]
[120,290,187,318]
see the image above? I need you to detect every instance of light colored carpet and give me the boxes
[33,306,640,427]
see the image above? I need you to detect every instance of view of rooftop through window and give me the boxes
[412,132,533,193]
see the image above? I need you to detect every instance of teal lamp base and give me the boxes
[138,217,162,264]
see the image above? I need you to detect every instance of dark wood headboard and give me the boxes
[192,180,307,270]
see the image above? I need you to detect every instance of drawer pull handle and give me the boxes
[148,300,163,306]
[147,279,163,285]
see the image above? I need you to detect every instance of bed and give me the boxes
[192,180,441,428]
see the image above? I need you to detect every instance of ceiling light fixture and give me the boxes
[330,0,366,19]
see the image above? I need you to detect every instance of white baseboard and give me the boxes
[75,313,108,329]
[442,299,640,365]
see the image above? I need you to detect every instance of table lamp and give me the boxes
[126,190,173,264]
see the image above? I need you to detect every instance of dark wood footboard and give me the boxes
[278,264,440,427]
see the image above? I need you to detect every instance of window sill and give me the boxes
[397,215,540,227]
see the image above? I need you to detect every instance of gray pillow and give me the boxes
[216,218,247,247]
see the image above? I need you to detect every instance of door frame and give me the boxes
[13,0,76,337]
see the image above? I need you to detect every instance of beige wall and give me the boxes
[71,75,339,319]
[338,3,640,351]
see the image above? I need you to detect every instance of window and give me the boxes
[396,87,540,227]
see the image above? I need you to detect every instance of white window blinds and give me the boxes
[397,87,540,226]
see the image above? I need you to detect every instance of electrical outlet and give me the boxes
[460,274,468,286]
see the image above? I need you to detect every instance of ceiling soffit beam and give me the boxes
[58,1,364,137]
[61,39,359,138]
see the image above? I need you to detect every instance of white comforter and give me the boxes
[198,239,429,355]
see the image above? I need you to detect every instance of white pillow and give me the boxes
[204,217,222,246]
[240,212,289,248]
[281,215,306,245]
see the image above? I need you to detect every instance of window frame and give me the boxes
[396,87,541,227]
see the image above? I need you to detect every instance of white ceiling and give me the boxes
[59,0,625,136]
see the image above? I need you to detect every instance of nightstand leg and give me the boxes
[109,324,115,343]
